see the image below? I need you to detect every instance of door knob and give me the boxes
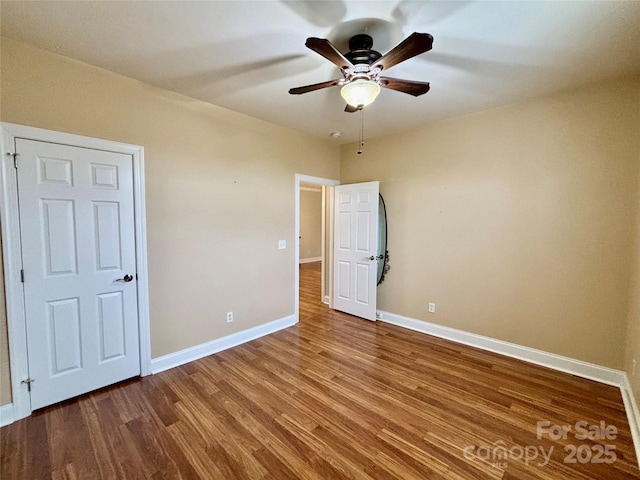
[368,256,376,261]
[116,274,134,282]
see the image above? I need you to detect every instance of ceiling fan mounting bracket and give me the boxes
[349,34,374,51]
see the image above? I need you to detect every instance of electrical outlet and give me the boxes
[633,359,637,377]
[428,303,436,313]
[226,311,233,323]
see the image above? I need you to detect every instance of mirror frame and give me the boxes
[377,194,389,285]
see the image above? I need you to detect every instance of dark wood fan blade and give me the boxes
[289,78,342,95]
[372,32,433,71]
[344,104,360,113]
[305,37,354,70]
[379,77,431,96]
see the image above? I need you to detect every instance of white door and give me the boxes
[16,138,140,410]
[333,181,379,320]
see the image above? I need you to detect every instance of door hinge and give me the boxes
[21,378,34,392]
[20,269,24,283]
[5,152,18,169]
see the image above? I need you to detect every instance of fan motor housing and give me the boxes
[345,34,382,65]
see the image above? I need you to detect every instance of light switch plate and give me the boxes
[278,240,286,249]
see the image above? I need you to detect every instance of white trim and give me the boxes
[299,256,322,264]
[1,127,30,420]
[132,151,152,376]
[621,376,640,470]
[151,314,296,374]
[0,122,151,421]
[376,310,626,387]
[0,403,14,427]
[326,186,335,309]
[300,186,322,193]
[294,174,339,321]
[323,295,330,305]
[320,185,326,302]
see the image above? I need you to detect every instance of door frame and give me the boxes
[294,174,339,320]
[0,122,151,421]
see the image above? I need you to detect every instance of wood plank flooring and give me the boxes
[299,262,330,321]
[1,261,638,479]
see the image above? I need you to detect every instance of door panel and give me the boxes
[356,211,371,251]
[93,201,123,270]
[47,297,82,374]
[16,138,140,410]
[355,263,371,304]
[41,199,78,275]
[337,261,351,300]
[97,292,126,361]
[333,181,379,321]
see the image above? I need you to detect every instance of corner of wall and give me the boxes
[623,78,640,410]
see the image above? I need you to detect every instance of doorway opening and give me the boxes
[294,174,339,322]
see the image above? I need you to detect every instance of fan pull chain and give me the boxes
[357,108,365,155]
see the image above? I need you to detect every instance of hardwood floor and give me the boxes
[299,261,330,321]
[1,261,638,479]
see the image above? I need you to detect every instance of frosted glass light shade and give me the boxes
[340,80,381,108]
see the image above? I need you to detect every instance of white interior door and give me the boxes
[16,138,140,410]
[333,181,379,320]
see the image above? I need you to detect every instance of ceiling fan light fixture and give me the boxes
[340,79,380,108]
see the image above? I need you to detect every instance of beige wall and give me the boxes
[625,163,640,403]
[342,75,640,369]
[0,38,340,405]
[300,189,322,260]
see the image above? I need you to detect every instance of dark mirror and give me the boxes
[377,194,389,285]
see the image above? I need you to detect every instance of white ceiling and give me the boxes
[1,1,639,143]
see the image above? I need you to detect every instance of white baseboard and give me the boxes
[376,310,626,387]
[323,295,330,305]
[0,403,14,427]
[620,376,640,469]
[299,257,322,264]
[150,314,297,374]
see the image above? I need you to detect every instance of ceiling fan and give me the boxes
[289,32,433,112]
